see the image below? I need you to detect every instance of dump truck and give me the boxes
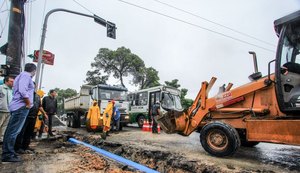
[65,84,130,130]
[64,85,93,128]
[157,10,300,157]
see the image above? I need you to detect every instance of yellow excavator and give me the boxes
[157,10,300,157]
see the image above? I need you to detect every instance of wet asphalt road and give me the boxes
[54,116,300,172]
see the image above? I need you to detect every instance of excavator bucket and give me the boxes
[156,110,187,134]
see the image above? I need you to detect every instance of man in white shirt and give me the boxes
[0,76,14,143]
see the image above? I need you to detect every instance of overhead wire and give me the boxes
[38,0,48,36]
[28,0,32,53]
[72,0,94,15]
[116,0,275,53]
[152,0,276,47]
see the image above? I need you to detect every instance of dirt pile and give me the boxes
[0,134,134,173]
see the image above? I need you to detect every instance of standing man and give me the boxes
[111,104,120,133]
[150,101,160,134]
[42,89,57,137]
[1,63,36,162]
[15,83,47,153]
[0,76,14,143]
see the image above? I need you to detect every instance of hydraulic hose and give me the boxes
[68,138,160,173]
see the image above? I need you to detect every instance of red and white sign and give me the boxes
[33,50,55,65]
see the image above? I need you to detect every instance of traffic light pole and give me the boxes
[35,8,111,90]
[5,0,26,77]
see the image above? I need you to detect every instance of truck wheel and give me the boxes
[66,116,71,127]
[72,112,81,128]
[137,115,145,128]
[70,117,74,127]
[200,121,240,157]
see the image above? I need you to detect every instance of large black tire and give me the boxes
[200,121,240,157]
[67,116,71,127]
[72,112,81,128]
[137,115,145,128]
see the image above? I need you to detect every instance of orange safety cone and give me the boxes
[142,119,149,132]
[157,123,161,133]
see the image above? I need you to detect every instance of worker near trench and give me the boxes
[101,100,115,139]
[86,100,101,133]
[33,90,47,139]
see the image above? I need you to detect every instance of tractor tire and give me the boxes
[67,117,71,127]
[137,115,145,128]
[241,141,260,147]
[200,121,240,157]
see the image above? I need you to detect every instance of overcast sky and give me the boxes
[0,0,299,99]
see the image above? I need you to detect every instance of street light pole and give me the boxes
[35,8,108,90]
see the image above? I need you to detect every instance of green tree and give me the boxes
[133,67,160,89]
[91,47,145,88]
[164,79,193,109]
[53,88,78,114]
[85,69,108,85]
[165,79,181,89]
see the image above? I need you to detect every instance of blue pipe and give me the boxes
[68,138,160,173]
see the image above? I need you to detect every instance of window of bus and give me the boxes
[161,93,183,110]
[127,94,135,106]
[135,92,148,106]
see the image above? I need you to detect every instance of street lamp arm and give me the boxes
[35,8,109,90]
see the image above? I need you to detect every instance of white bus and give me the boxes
[127,85,183,127]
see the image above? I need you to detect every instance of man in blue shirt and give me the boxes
[1,63,36,163]
[111,104,121,132]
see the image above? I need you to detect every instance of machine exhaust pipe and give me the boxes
[249,51,259,73]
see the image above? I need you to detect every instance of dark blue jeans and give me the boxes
[2,107,29,159]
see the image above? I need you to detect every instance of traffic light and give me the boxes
[106,21,116,39]
[0,64,10,77]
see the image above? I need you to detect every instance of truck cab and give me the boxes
[90,84,130,130]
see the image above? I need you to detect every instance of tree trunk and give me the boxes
[120,73,125,88]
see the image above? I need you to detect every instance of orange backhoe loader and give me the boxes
[157,10,300,157]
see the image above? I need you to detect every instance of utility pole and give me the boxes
[4,0,26,77]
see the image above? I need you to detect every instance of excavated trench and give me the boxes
[76,134,222,173]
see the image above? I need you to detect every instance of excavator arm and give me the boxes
[157,77,218,136]
[157,74,271,136]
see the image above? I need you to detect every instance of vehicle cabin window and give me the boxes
[280,35,300,74]
[135,92,148,106]
[280,37,294,66]
[127,94,135,106]
[92,88,98,100]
